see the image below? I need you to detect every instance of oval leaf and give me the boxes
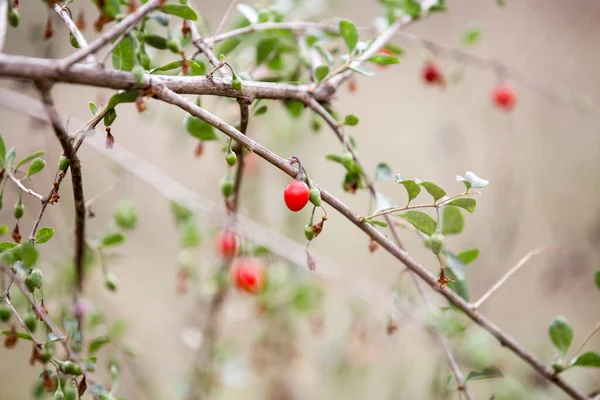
[445,198,476,213]
[27,157,46,177]
[35,227,55,244]
[185,115,218,141]
[101,232,125,247]
[442,206,464,235]
[569,352,600,368]
[457,249,479,265]
[446,252,467,281]
[549,317,573,360]
[420,181,446,202]
[343,114,359,126]
[395,175,421,205]
[315,65,329,82]
[0,242,18,252]
[161,4,198,21]
[339,19,359,52]
[112,36,135,71]
[465,368,503,382]
[368,53,400,65]
[2,330,34,341]
[88,336,111,354]
[595,270,600,290]
[399,211,437,236]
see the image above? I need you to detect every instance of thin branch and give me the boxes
[189,22,227,74]
[232,99,250,210]
[0,268,15,299]
[473,245,560,309]
[368,192,480,219]
[59,0,162,69]
[154,86,588,400]
[36,82,86,327]
[6,171,45,201]
[573,321,600,358]
[3,295,39,342]
[51,3,97,65]
[0,0,7,52]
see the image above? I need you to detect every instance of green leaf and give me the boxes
[141,34,168,50]
[150,60,184,74]
[465,368,503,382]
[107,90,138,110]
[446,252,467,281]
[569,352,600,368]
[457,249,479,265]
[215,38,241,56]
[399,211,437,236]
[101,232,125,247]
[88,336,111,355]
[14,151,45,170]
[236,4,259,24]
[420,182,446,202]
[104,108,117,127]
[112,36,135,72]
[35,227,54,244]
[170,201,193,222]
[339,19,359,52]
[446,268,469,301]
[27,157,46,177]
[325,154,343,164]
[161,4,198,20]
[395,175,421,205]
[445,198,476,213]
[253,105,268,116]
[401,0,422,17]
[462,25,482,46]
[374,192,398,214]
[1,330,34,341]
[383,43,404,55]
[374,163,392,181]
[368,220,388,228]
[0,135,5,167]
[442,206,463,235]
[179,219,200,248]
[46,333,63,343]
[4,147,15,167]
[368,53,400,65]
[344,114,359,126]
[595,270,600,290]
[185,115,218,141]
[189,60,206,76]
[284,100,304,118]
[0,225,8,236]
[291,284,323,313]
[104,0,120,17]
[0,242,18,252]
[549,317,573,360]
[20,242,38,267]
[256,38,278,65]
[89,102,98,115]
[315,65,329,82]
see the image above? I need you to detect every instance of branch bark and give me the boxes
[51,3,97,65]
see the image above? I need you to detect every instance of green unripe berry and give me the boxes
[40,350,52,362]
[58,155,69,171]
[220,176,234,197]
[104,272,118,292]
[53,388,65,400]
[139,52,152,70]
[69,32,80,49]
[340,152,354,169]
[132,65,145,84]
[231,76,243,91]
[13,202,24,219]
[63,383,76,400]
[29,268,43,289]
[24,312,37,333]
[24,276,36,293]
[225,150,237,166]
[0,302,11,322]
[431,231,444,255]
[8,8,19,28]
[304,224,314,241]
[167,39,180,53]
[59,360,82,376]
[114,201,137,230]
[309,187,322,206]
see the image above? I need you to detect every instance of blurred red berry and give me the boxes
[215,229,238,261]
[231,258,265,294]
[284,180,310,212]
[422,62,443,85]
[491,82,516,110]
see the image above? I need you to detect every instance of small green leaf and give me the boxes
[383,43,404,55]
[107,90,138,109]
[185,115,218,141]
[27,158,46,177]
[89,102,98,115]
[395,175,421,204]
[150,60,184,74]
[446,268,469,301]
[374,192,398,214]
[284,100,304,118]
[462,25,482,46]
[420,181,446,202]
[343,114,359,126]
[14,151,45,170]
[101,232,125,247]
[326,154,343,164]
[253,105,268,116]
[104,0,120,17]
[457,249,479,265]
[256,38,278,65]
[88,336,111,355]
[549,317,573,360]
[368,220,388,228]
[595,270,600,290]
[170,201,193,222]
[399,211,437,236]
[35,227,54,244]
[0,225,8,236]
[161,4,198,20]
[465,368,503,382]
[401,0,422,17]
[368,53,400,65]
[374,163,392,181]
[1,330,34,341]
[339,19,359,52]
[20,242,38,267]
[112,36,135,72]
[189,60,206,76]
[0,242,18,252]
[215,38,241,56]
[46,333,63,343]
[442,206,464,235]
[446,253,467,281]
[141,34,168,50]
[445,198,476,213]
[315,65,330,82]
[569,352,600,368]
[0,134,5,167]
[104,108,117,127]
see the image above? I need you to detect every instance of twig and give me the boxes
[51,3,97,65]
[0,0,7,52]
[472,245,560,309]
[189,22,225,74]
[0,268,15,299]
[232,99,250,210]
[6,171,45,201]
[36,82,86,330]
[3,295,39,342]
[368,192,480,219]
[59,0,162,69]
[573,321,600,358]
[154,86,588,400]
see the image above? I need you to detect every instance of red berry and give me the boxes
[283,180,310,212]
[422,62,443,85]
[230,258,265,294]
[215,229,238,260]
[491,82,516,110]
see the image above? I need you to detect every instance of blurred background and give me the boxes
[1,0,599,399]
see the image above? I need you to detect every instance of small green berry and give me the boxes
[304,224,314,241]
[132,65,145,84]
[58,155,69,171]
[341,152,354,169]
[114,201,137,230]
[225,150,237,166]
[220,176,234,197]
[24,312,37,333]
[139,52,152,70]
[0,302,11,322]
[24,276,36,293]
[13,202,24,219]
[29,268,43,289]
[309,187,322,206]
[59,360,82,376]
[8,8,19,28]
[104,272,118,292]
[53,388,65,400]
[431,231,444,255]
